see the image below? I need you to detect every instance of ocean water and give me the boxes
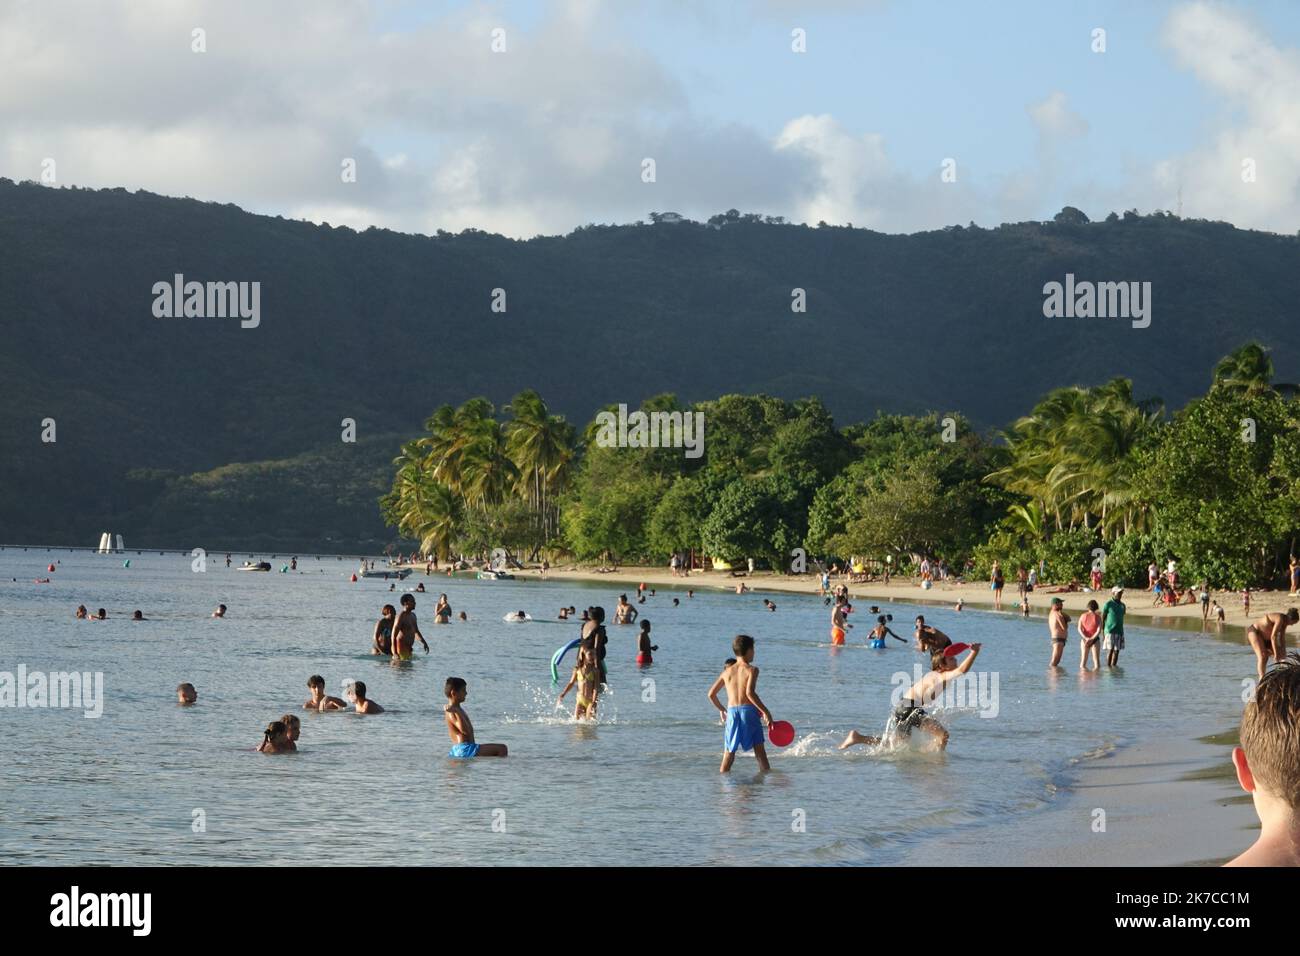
[0,549,1253,866]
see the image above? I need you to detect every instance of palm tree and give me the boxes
[1211,342,1299,398]
[505,389,575,544]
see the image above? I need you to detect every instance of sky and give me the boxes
[2,0,1299,238]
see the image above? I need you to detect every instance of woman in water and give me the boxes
[372,604,396,655]
[1077,599,1102,670]
[257,720,296,753]
[434,594,452,624]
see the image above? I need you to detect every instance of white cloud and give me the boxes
[1157,1,1300,229]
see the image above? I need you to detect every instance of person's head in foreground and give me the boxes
[1229,654,1300,866]
[400,593,415,609]
[260,720,294,753]
[733,633,755,663]
[177,682,197,705]
[445,676,467,704]
[930,649,956,673]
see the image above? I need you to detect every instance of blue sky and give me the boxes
[4,0,1299,236]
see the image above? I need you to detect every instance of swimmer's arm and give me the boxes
[558,673,577,701]
[706,674,727,715]
[944,645,982,680]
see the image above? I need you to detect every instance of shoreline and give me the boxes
[403,563,1286,637]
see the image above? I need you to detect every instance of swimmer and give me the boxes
[1078,599,1102,670]
[1246,608,1300,682]
[954,598,964,612]
[1048,597,1070,667]
[347,680,384,714]
[763,599,777,612]
[434,594,452,623]
[913,615,951,654]
[707,635,774,772]
[212,604,226,618]
[558,646,602,719]
[458,611,467,621]
[304,675,347,711]
[92,608,107,620]
[615,594,639,625]
[132,610,146,621]
[830,599,849,646]
[415,582,426,593]
[281,713,301,743]
[869,615,902,646]
[687,590,694,599]
[372,604,396,655]
[559,607,570,620]
[839,643,983,752]
[75,605,88,619]
[444,677,507,757]
[636,619,658,665]
[177,683,197,705]
[504,610,530,622]
[672,598,680,607]
[258,720,296,754]
[392,594,429,659]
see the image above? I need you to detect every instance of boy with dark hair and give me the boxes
[392,593,429,660]
[707,635,775,773]
[304,674,347,711]
[444,678,507,758]
[348,680,384,714]
[1228,655,1300,865]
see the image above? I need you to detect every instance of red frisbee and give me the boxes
[768,720,796,747]
[944,642,970,657]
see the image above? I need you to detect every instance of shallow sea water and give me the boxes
[0,550,1252,865]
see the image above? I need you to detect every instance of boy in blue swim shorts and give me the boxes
[444,677,508,759]
[707,634,776,773]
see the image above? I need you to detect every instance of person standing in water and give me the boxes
[434,594,452,624]
[1048,597,1070,667]
[615,594,638,625]
[1102,587,1127,667]
[830,598,848,646]
[1077,599,1102,670]
[636,620,657,665]
[372,604,396,655]
[392,594,429,659]
[991,561,1005,610]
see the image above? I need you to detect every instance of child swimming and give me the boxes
[558,646,602,719]
[707,635,775,773]
[347,680,384,714]
[304,675,347,711]
[444,677,507,758]
[177,683,197,705]
[281,713,301,743]
[839,643,982,752]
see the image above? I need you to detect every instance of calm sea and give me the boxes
[0,549,1251,865]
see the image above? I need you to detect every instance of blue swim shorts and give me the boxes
[724,704,765,753]
[449,742,481,759]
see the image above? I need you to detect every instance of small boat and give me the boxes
[477,569,515,581]
[237,561,273,572]
[360,568,411,580]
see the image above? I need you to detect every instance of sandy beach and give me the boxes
[410,563,1289,636]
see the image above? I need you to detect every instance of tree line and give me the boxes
[381,343,1300,589]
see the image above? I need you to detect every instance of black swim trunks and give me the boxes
[889,699,928,736]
